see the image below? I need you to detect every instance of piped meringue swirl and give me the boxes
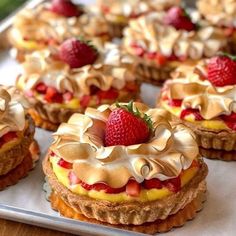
[17,43,135,97]
[197,0,236,27]
[163,61,236,120]
[123,12,227,60]
[50,103,199,188]
[0,86,29,138]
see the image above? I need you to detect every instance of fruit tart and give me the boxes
[43,101,208,234]
[123,6,228,85]
[197,0,236,53]
[9,0,110,62]
[159,53,236,160]
[97,0,180,38]
[16,39,140,131]
[0,85,39,190]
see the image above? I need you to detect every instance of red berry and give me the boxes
[68,171,80,185]
[156,53,167,65]
[146,52,157,60]
[35,82,47,94]
[57,158,73,169]
[63,91,73,101]
[105,106,150,146]
[50,0,82,17]
[80,95,91,108]
[164,6,195,31]
[180,108,203,121]
[221,113,236,131]
[2,132,18,143]
[163,176,181,193]
[130,43,145,57]
[126,180,141,197]
[207,55,236,87]
[59,38,98,68]
[92,183,125,194]
[143,178,162,190]
[97,88,119,104]
[45,87,63,103]
[168,99,182,107]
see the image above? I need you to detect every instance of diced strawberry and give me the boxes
[146,52,157,60]
[168,53,179,61]
[80,181,93,191]
[224,27,235,37]
[92,183,125,194]
[25,90,34,98]
[57,158,73,169]
[68,171,81,185]
[101,4,110,13]
[130,43,145,57]
[180,108,203,121]
[221,113,236,122]
[80,95,91,108]
[2,132,18,143]
[63,91,73,101]
[168,99,182,107]
[223,121,236,131]
[89,85,100,95]
[125,82,139,92]
[125,180,141,197]
[163,176,181,193]
[156,53,167,65]
[35,82,47,94]
[45,87,63,103]
[143,178,162,190]
[97,88,119,101]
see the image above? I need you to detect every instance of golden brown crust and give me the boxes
[50,183,206,234]
[0,116,35,175]
[0,152,33,190]
[43,153,208,225]
[200,147,236,161]
[107,21,126,38]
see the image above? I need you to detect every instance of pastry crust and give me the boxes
[200,148,236,161]
[50,183,206,234]
[0,116,35,175]
[107,22,126,38]
[43,154,208,225]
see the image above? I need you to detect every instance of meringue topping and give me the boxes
[50,103,199,188]
[123,12,227,60]
[0,86,29,138]
[164,61,236,119]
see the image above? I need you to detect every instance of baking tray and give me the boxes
[0,1,236,236]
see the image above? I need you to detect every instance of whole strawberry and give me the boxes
[50,0,82,17]
[207,54,236,87]
[105,102,152,146]
[59,38,98,68]
[164,6,195,31]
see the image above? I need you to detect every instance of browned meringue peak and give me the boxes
[123,12,227,60]
[0,85,29,138]
[50,102,198,188]
[165,61,236,119]
[18,43,136,97]
[10,3,109,45]
[197,0,236,27]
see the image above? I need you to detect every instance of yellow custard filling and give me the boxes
[50,156,199,203]
[161,100,229,130]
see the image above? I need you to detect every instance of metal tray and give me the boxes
[0,1,236,236]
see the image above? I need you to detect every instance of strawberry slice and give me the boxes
[2,132,18,143]
[126,180,141,197]
[80,95,91,108]
[221,113,236,122]
[63,91,73,101]
[68,171,81,185]
[180,108,203,121]
[45,87,63,103]
[143,178,162,190]
[35,82,47,94]
[163,176,181,193]
[168,99,182,107]
[92,183,125,194]
[57,158,73,169]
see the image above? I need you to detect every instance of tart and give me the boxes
[16,39,140,131]
[9,0,110,62]
[43,102,208,234]
[123,6,228,85]
[197,0,236,53]
[159,54,236,160]
[97,0,180,38]
[0,85,39,190]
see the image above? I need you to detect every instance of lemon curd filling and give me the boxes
[50,156,199,203]
[161,100,229,130]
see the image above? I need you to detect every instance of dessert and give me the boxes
[16,39,140,131]
[197,0,236,53]
[9,0,110,61]
[159,54,236,160]
[0,85,39,190]
[43,102,208,234]
[97,0,180,38]
[123,6,228,85]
